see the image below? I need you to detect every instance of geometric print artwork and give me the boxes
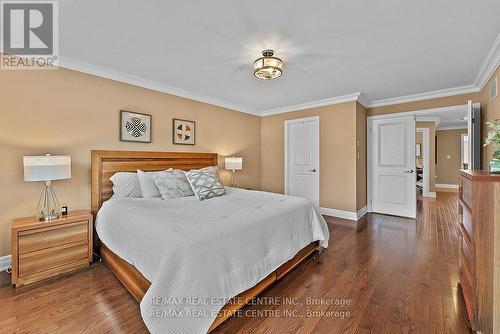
[184,166,225,200]
[120,110,152,143]
[172,118,195,145]
[126,117,147,137]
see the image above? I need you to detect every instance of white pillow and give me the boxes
[109,172,142,198]
[137,169,164,198]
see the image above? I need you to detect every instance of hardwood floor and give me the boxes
[0,192,471,333]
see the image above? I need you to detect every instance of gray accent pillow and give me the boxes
[184,166,225,201]
[137,169,165,198]
[151,169,194,200]
[109,172,142,198]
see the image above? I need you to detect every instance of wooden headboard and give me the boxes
[91,150,218,216]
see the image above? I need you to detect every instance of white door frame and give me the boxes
[416,127,430,197]
[284,116,320,206]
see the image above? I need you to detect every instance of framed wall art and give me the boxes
[172,118,195,145]
[120,110,151,143]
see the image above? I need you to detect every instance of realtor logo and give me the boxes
[1,1,58,69]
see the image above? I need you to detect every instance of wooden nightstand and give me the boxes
[11,210,93,287]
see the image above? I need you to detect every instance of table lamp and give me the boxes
[23,154,71,221]
[225,156,242,187]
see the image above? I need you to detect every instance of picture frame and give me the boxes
[172,118,196,145]
[120,110,152,143]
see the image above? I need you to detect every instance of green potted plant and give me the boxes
[484,119,500,173]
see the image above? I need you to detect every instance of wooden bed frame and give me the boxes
[91,150,319,332]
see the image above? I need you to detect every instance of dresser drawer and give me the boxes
[19,242,88,277]
[459,257,474,326]
[460,177,473,211]
[18,221,88,254]
[460,235,473,274]
[461,208,473,242]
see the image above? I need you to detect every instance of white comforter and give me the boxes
[96,188,329,334]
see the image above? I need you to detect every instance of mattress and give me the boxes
[96,187,329,334]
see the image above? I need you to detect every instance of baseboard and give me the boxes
[356,206,368,219]
[435,183,459,189]
[320,206,366,221]
[0,255,12,272]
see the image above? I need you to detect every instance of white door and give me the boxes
[285,116,320,206]
[371,116,416,218]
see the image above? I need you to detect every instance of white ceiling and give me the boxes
[58,1,500,114]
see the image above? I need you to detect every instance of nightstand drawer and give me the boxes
[18,221,88,254]
[19,242,88,277]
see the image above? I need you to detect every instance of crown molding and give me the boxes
[474,32,500,90]
[57,56,261,116]
[366,84,479,108]
[367,103,474,120]
[356,92,370,108]
[259,92,363,116]
[35,30,500,117]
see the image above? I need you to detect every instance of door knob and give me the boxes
[309,169,317,172]
[404,169,414,173]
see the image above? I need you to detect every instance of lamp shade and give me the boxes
[225,157,242,171]
[23,155,71,182]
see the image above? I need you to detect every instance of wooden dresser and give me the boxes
[458,170,500,334]
[11,210,93,287]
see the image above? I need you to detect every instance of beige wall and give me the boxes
[355,102,367,211]
[435,128,468,185]
[1,61,497,257]
[0,68,261,256]
[481,66,500,168]
[260,102,359,212]
[416,121,436,192]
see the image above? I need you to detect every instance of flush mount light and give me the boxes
[253,49,283,80]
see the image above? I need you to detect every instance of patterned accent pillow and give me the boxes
[109,172,142,198]
[184,166,225,201]
[151,169,194,200]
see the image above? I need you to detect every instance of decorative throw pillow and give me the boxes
[137,169,165,198]
[184,166,225,201]
[152,169,194,200]
[109,172,142,198]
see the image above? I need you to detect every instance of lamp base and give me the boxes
[36,181,61,222]
[231,170,237,187]
[39,213,59,222]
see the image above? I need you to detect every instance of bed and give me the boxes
[91,150,329,333]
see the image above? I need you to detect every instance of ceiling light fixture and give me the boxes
[253,49,283,80]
